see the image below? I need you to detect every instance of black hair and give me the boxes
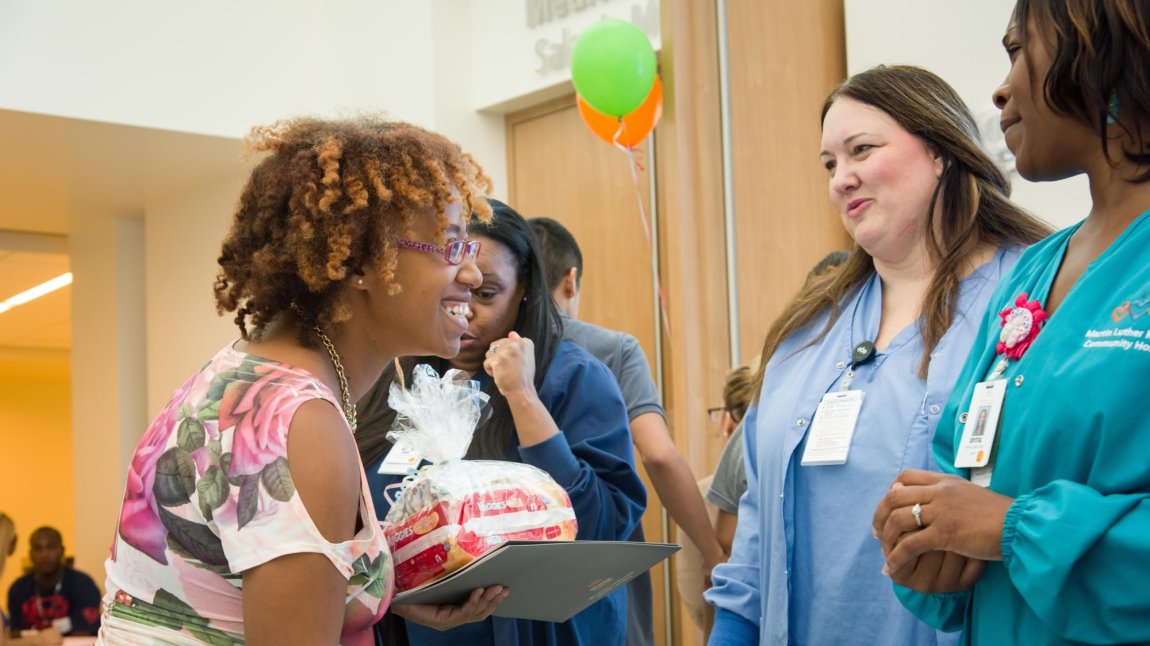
[805,250,851,283]
[1015,0,1150,182]
[30,526,63,545]
[527,216,584,291]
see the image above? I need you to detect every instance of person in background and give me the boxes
[528,216,726,646]
[99,117,505,645]
[676,365,754,640]
[873,2,1150,643]
[357,199,645,646]
[7,527,100,638]
[0,513,14,638]
[706,65,1051,646]
[707,251,850,558]
[807,250,850,281]
[0,515,61,646]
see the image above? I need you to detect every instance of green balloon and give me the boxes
[571,19,657,118]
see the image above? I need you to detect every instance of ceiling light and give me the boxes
[0,272,73,314]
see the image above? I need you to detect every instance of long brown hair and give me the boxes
[1016,0,1150,182]
[752,66,1051,396]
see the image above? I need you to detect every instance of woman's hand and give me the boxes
[483,331,560,448]
[483,331,536,398]
[872,470,1013,577]
[392,585,509,631]
[887,549,986,594]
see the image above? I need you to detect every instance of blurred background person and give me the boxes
[358,199,645,645]
[706,65,1051,646]
[0,513,14,636]
[807,250,850,282]
[7,526,99,638]
[675,364,754,641]
[529,215,726,646]
[1,518,62,645]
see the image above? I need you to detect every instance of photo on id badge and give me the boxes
[972,406,990,439]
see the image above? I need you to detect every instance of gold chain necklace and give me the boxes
[312,326,357,432]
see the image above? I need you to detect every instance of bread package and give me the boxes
[382,365,578,592]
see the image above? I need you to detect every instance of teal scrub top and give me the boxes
[896,209,1150,645]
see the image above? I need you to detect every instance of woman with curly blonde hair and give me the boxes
[99,117,506,645]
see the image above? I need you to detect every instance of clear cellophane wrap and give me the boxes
[382,365,578,592]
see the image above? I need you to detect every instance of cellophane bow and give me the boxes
[386,364,490,464]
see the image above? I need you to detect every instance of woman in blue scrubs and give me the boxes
[705,66,1050,645]
[873,2,1150,644]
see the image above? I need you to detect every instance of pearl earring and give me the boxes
[357,277,365,286]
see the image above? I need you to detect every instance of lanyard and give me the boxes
[33,579,63,623]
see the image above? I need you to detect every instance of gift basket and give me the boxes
[382,365,578,592]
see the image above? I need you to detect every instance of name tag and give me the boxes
[800,390,865,466]
[52,617,73,634]
[376,435,422,476]
[954,380,1007,471]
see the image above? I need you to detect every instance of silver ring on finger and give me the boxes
[486,343,500,357]
[911,502,924,528]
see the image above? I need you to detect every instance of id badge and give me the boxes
[954,380,1007,469]
[376,435,422,475]
[800,390,864,466]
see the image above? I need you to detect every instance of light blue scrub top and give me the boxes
[897,209,1150,645]
[706,245,1021,645]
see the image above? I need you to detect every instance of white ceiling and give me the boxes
[0,109,246,353]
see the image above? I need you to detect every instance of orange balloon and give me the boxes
[577,75,663,149]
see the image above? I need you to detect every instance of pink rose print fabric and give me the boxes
[100,346,392,645]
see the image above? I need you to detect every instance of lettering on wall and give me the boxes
[527,0,614,28]
[530,0,659,76]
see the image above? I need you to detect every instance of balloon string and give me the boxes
[617,143,673,340]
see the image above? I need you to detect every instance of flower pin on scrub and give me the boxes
[992,292,1048,376]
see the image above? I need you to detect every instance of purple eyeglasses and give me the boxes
[397,238,481,265]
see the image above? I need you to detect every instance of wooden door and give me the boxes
[507,96,670,644]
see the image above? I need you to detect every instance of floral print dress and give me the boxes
[98,345,393,646]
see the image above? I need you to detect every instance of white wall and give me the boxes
[469,0,661,112]
[844,0,1090,230]
[0,0,667,199]
[69,212,146,581]
[0,1,510,188]
[145,177,247,416]
[0,1,434,139]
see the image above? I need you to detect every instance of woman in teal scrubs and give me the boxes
[872,2,1150,644]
